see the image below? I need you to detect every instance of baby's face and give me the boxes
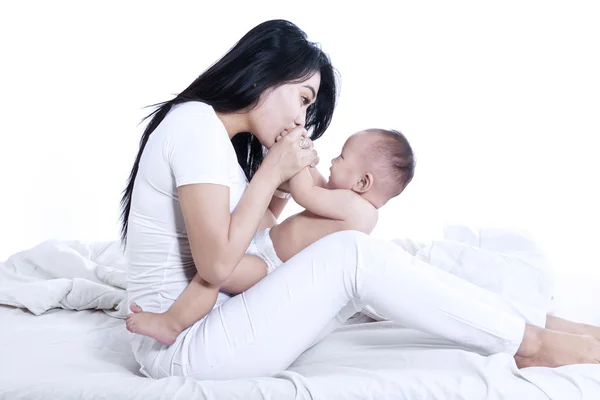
[326,131,374,191]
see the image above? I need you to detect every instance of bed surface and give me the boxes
[1,227,599,399]
[2,293,599,400]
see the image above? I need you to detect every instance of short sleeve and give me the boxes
[163,103,234,188]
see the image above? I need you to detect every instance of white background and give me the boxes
[1,1,599,278]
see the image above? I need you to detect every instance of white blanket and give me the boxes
[0,225,553,320]
[0,240,129,318]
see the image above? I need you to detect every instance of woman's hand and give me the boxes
[276,128,320,169]
[274,128,318,193]
[261,126,319,187]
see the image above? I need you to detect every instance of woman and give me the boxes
[122,19,600,380]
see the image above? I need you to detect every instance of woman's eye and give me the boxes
[302,96,310,106]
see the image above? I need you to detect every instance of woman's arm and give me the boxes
[179,127,316,285]
[179,168,279,285]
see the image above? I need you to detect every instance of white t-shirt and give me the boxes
[126,101,248,314]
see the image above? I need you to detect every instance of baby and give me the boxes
[126,128,415,345]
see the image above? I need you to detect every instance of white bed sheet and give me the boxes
[1,227,600,399]
[2,299,600,400]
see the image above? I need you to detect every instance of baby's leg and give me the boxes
[220,254,268,295]
[127,275,219,345]
[126,255,268,345]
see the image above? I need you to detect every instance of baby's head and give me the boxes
[327,129,415,208]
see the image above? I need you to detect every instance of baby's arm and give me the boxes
[308,166,328,188]
[289,168,366,221]
[288,167,316,197]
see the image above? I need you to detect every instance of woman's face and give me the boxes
[249,72,321,149]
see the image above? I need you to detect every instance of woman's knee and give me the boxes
[318,230,369,248]
[312,230,370,262]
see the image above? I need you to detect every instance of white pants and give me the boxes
[141,231,544,380]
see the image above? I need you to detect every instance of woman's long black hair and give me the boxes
[120,20,338,244]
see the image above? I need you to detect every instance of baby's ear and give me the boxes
[354,173,374,193]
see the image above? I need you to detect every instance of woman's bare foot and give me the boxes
[125,303,181,346]
[515,324,600,368]
[546,315,600,342]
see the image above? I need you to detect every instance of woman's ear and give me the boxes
[353,173,373,193]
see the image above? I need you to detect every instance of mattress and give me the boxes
[1,226,599,399]
[1,297,600,399]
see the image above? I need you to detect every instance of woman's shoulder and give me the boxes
[160,101,228,142]
[167,101,219,122]
[159,101,234,163]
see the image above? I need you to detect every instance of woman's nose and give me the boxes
[294,108,307,127]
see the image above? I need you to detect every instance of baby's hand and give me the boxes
[276,127,308,143]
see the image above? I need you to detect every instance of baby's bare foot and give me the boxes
[515,327,600,368]
[125,303,180,346]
